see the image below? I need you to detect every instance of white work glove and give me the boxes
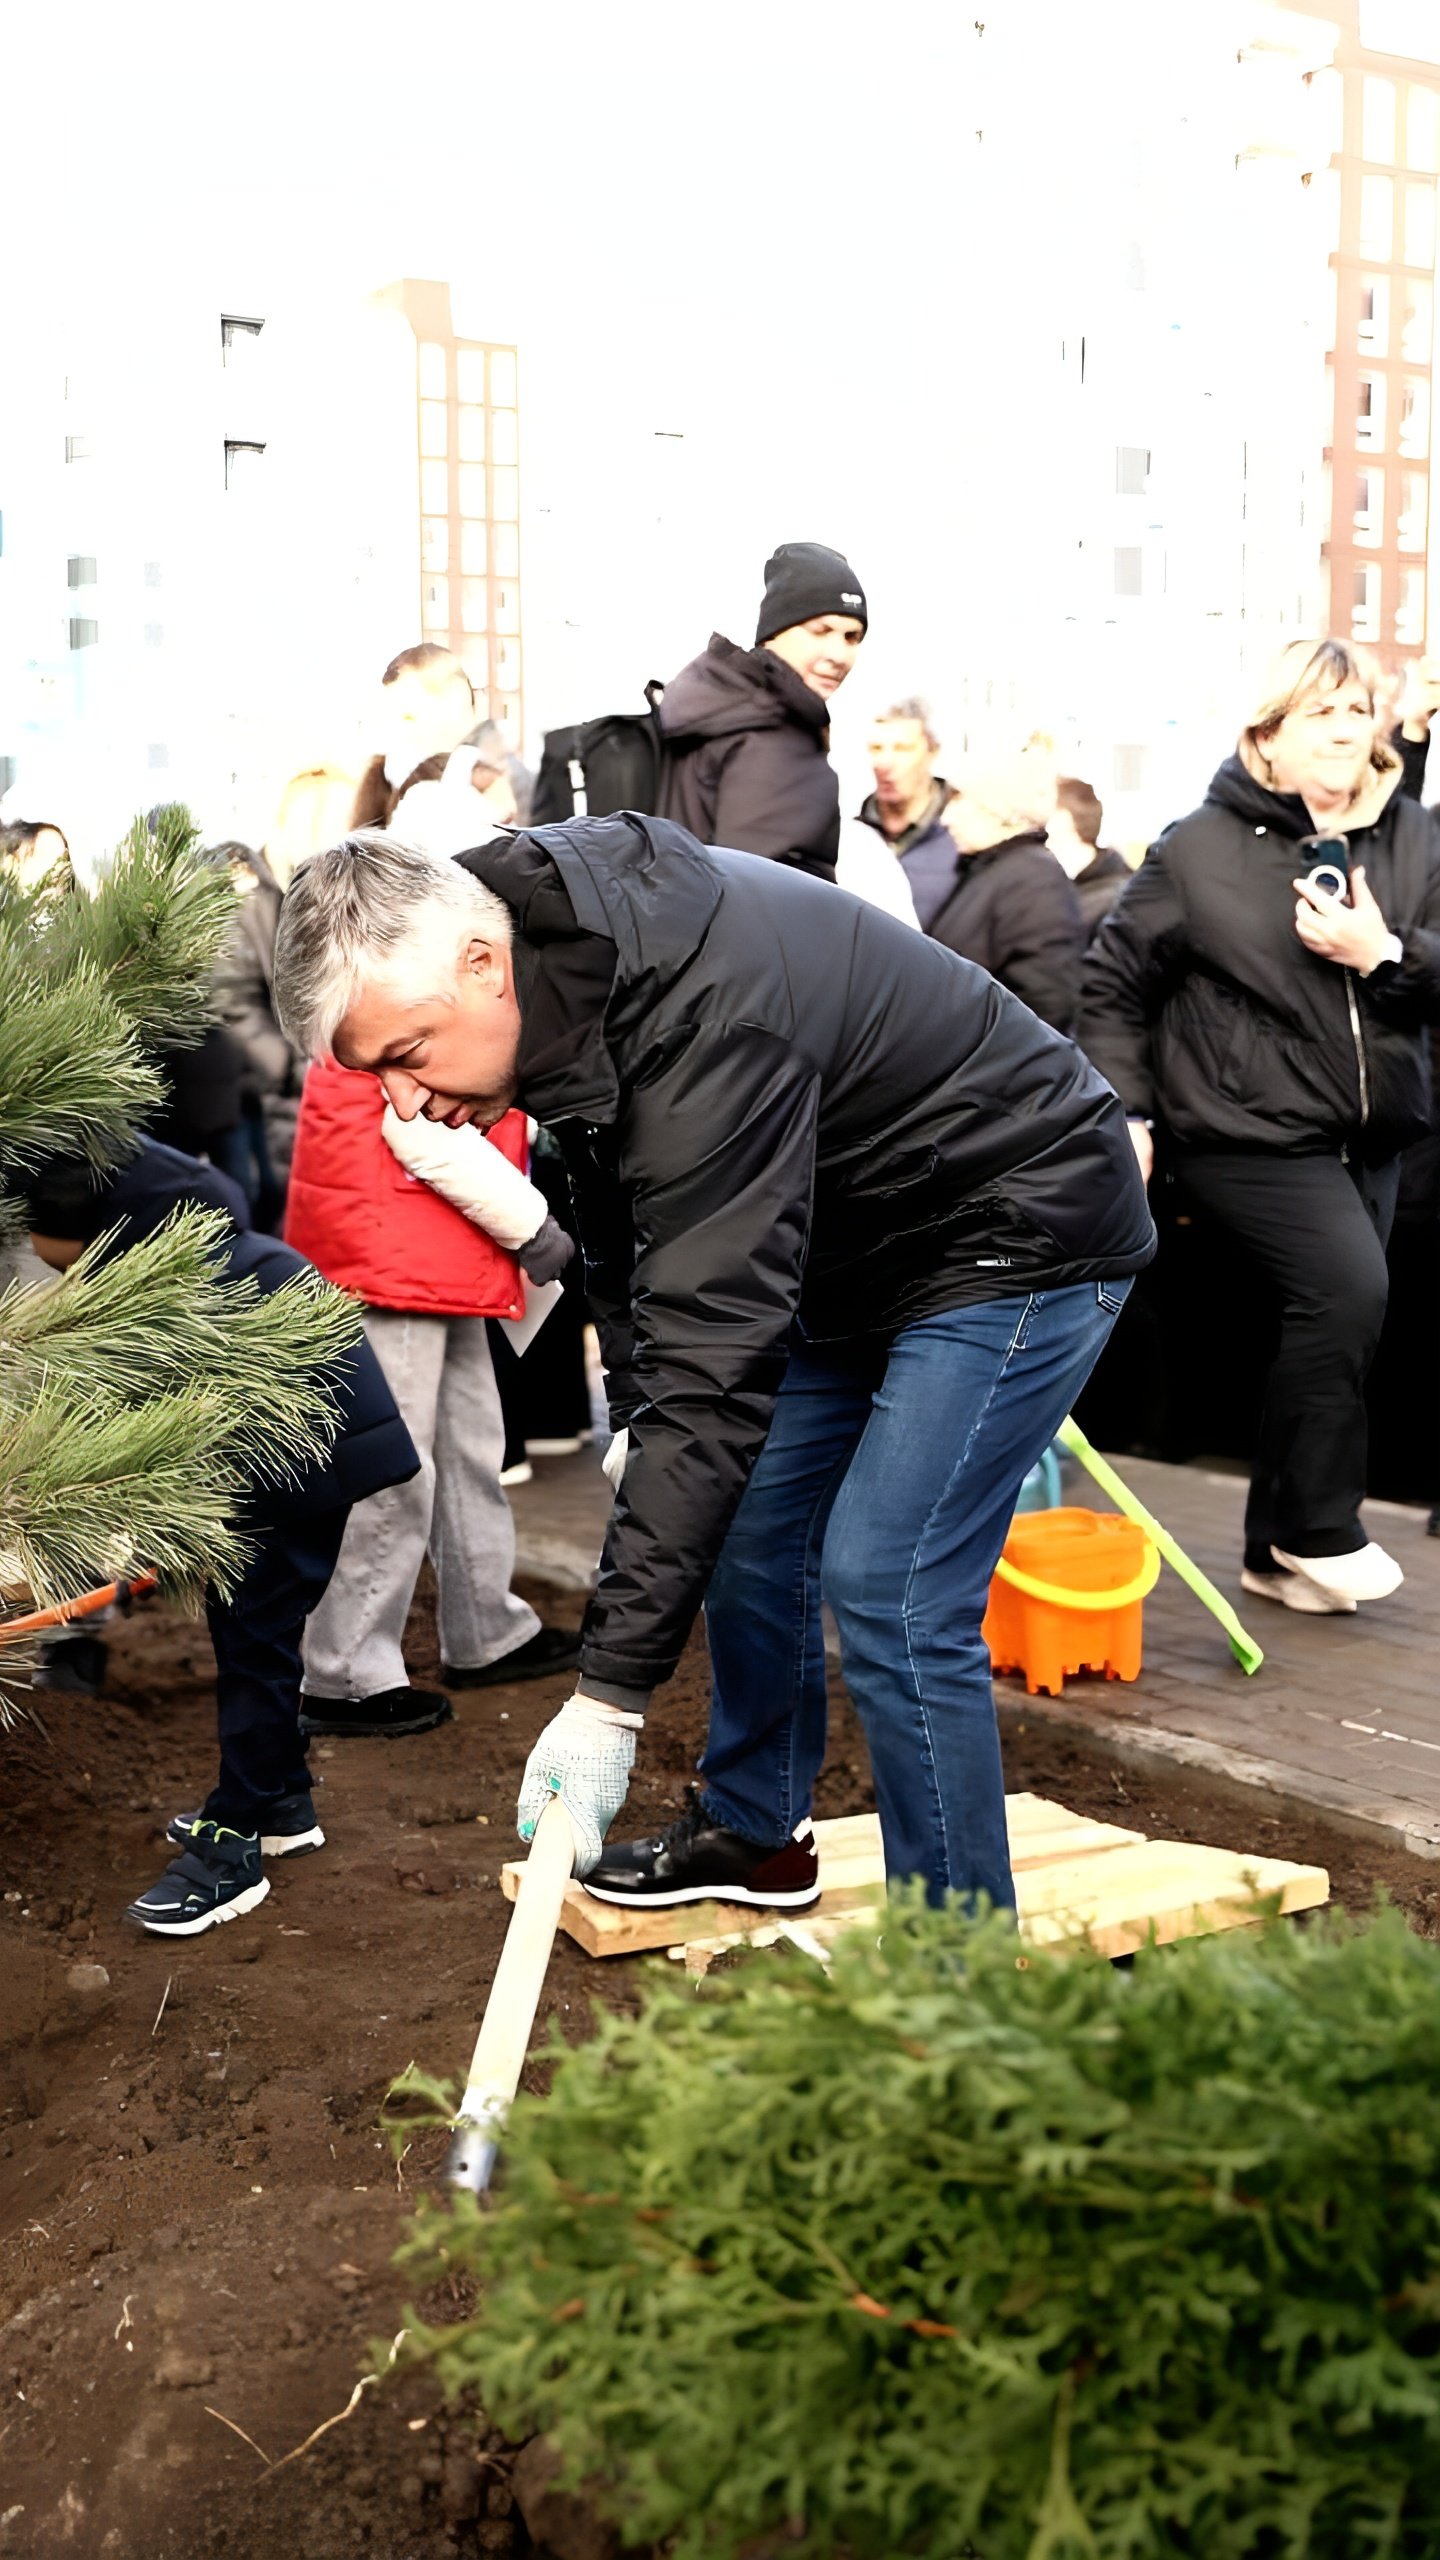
[601,1428,629,1492]
[517,1695,641,1877]
[382,1105,548,1248]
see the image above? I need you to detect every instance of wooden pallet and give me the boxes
[499,1790,1330,1968]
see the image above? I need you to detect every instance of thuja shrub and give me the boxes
[394,1903,1440,2559]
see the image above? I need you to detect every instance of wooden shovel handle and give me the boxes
[444,1793,577,2192]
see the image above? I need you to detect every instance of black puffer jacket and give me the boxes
[1079,755,1440,1161]
[658,633,840,877]
[460,817,1153,1700]
[925,832,1086,1034]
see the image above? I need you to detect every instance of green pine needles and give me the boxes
[0,805,361,1698]
[392,1903,1440,2560]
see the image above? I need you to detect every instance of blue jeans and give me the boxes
[700,1281,1131,1908]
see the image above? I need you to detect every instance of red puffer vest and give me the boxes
[284,1059,527,1318]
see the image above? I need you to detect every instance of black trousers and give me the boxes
[1177,1148,1398,1568]
[201,1504,350,1827]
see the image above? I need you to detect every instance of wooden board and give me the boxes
[496,1789,1325,1966]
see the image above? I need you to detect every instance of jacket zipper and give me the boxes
[1344,969,1371,1128]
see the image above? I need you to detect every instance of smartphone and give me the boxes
[1296,833,1352,906]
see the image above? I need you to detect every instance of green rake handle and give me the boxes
[1055,1416,1263,1676]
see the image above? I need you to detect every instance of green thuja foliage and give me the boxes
[392,1903,1440,2560]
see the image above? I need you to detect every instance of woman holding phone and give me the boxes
[1080,638,1440,1614]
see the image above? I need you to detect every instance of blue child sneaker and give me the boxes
[166,1790,324,1859]
[127,1823,270,1936]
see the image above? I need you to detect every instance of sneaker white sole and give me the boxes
[1270,1544,1404,1604]
[581,1877,821,1911]
[1240,1568,1356,1617]
[260,1825,325,1858]
[131,1876,271,1936]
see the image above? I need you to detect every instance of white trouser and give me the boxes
[301,1310,538,1699]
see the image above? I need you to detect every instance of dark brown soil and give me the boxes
[1,1582,1432,2558]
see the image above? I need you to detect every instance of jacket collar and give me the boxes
[460,816,726,1127]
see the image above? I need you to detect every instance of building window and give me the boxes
[0,758,15,798]
[420,400,448,458]
[1113,745,1147,795]
[1407,85,1440,171]
[1404,180,1436,268]
[461,578,488,634]
[492,523,519,578]
[417,342,446,399]
[1352,561,1381,640]
[489,350,517,406]
[1357,373,1385,446]
[1397,565,1426,643]
[68,618,98,649]
[422,517,449,572]
[1355,467,1384,540]
[1362,76,1397,163]
[1358,277,1389,352]
[491,409,518,466]
[456,348,486,404]
[1113,546,1143,597]
[144,622,164,648]
[66,555,97,587]
[147,744,169,771]
[1402,280,1433,361]
[1359,173,1394,258]
[224,438,266,488]
[422,575,450,632]
[457,406,485,462]
[1399,469,1428,548]
[144,559,162,587]
[494,639,521,690]
[1400,376,1430,456]
[460,520,487,575]
[457,463,488,517]
[220,313,264,360]
[491,467,519,521]
[64,434,92,462]
[420,459,448,515]
[1114,445,1150,496]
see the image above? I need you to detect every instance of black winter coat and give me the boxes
[1078,755,1440,1161]
[658,633,840,877]
[924,832,1086,1035]
[1072,846,1131,944]
[213,853,305,1179]
[461,817,1154,1700]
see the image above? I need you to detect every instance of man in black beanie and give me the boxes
[658,540,867,879]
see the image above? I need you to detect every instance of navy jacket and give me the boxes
[58,1142,418,1517]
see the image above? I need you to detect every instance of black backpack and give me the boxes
[530,681,668,825]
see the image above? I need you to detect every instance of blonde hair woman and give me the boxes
[1081,638,1440,1613]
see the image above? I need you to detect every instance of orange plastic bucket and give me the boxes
[982,1506,1159,1698]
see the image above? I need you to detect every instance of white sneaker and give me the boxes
[498,1459,533,1488]
[1240,1566,1355,1617]
[1269,1542,1404,1604]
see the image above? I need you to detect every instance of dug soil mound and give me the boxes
[2,1574,1434,2558]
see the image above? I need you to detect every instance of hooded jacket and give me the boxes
[658,633,841,877]
[1078,752,1440,1161]
[28,1140,419,1518]
[923,831,1087,1035]
[457,815,1154,1701]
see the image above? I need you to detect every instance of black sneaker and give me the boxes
[583,1788,821,1911]
[297,1685,453,1738]
[441,1626,582,1687]
[166,1790,324,1858]
[126,1823,270,1936]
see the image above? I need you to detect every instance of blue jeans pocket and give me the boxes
[1098,1279,1132,1316]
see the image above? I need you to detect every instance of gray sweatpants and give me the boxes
[301,1309,539,1700]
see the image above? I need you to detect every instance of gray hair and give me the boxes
[273,828,514,1058]
[873,696,939,750]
